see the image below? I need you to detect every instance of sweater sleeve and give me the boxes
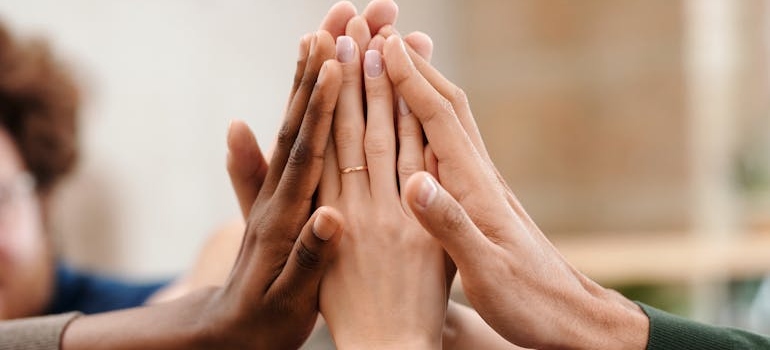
[0,312,81,350]
[638,302,770,350]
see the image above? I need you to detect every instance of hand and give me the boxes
[62,31,344,350]
[228,0,399,219]
[382,35,650,350]
[315,19,447,350]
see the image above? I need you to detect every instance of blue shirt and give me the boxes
[45,263,169,315]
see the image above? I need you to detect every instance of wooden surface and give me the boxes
[552,232,770,286]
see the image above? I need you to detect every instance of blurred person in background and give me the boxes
[0,19,175,320]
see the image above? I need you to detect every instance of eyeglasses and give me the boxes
[0,172,36,224]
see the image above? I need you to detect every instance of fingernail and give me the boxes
[416,175,438,208]
[313,211,337,241]
[227,119,233,138]
[398,96,410,116]
[398,36,408,55]
[317,62,328,83]
[298,33,311,60]
[396,37,416,69]
[364,50,383,78]
[336,36,355,63]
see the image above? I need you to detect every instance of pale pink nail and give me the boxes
[336,36,355,63]
[364,50,383,78]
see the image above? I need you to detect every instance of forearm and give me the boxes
[62,289,212,350]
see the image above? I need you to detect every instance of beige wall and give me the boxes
[2,0,769,284]
[0,0,457,279]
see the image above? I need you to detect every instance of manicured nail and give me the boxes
[364,50,383,78]
[336,36,355,63]
[416,175,438,208]
[398,96,410,116]
[313,211,337,241]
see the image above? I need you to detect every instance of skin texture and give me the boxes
[315,25,447,349]
[227,3,524,349]
[150,0,402,305]
[380,35,650,350]
[0,129,54,320]
[61,31,344,350]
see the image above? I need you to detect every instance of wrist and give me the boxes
[61,288,214,350]
[547,282,649,350]
[336,337,440,350]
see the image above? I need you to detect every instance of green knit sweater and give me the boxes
[640,303,770,349]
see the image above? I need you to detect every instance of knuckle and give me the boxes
[275,123,297,153]
[341,68,361,86]
[397,118,423,139]
[397,159,422,179]
[295,241,321,271]
[299,74,316,90]
[365,81,391,100]
[450,87,469,108]
[390,66,411,92]
[334,125,361,150]
[306,91,335,118]
[364,136,390,158]
[287,140,323,170]
[422,97,454,126]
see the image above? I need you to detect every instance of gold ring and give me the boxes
[340,165,368,174]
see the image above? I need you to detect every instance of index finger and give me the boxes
[382,36,478,172]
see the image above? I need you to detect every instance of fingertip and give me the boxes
[404,31,434,61]
[318,59,342,84]
[377,24,400,39]
[405,171,439,211]
[226,119,258,155]
[298,32,313,59]
[320,1,358,37]
[333,0,358,15]
[383,35,407,59]
[363,0,399,35]
[316,29,336,48]
[312,206,344,241]
[368,34,385,52]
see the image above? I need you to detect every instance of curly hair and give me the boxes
[0,21,79,193]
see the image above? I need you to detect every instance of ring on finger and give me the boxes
[340,165,368,174]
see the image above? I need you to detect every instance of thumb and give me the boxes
[275,206,343,301]
[404,172,489,271]
[227,119,268,220]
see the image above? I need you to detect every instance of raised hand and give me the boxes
[227,0,399,219]
[383,35,650,350]
[62,32,344,350]
[315,23,447,349]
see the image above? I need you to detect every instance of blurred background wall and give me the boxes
[0,0,457,278]
[2,0,770,328]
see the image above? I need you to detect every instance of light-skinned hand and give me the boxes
[383,35,650,350]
